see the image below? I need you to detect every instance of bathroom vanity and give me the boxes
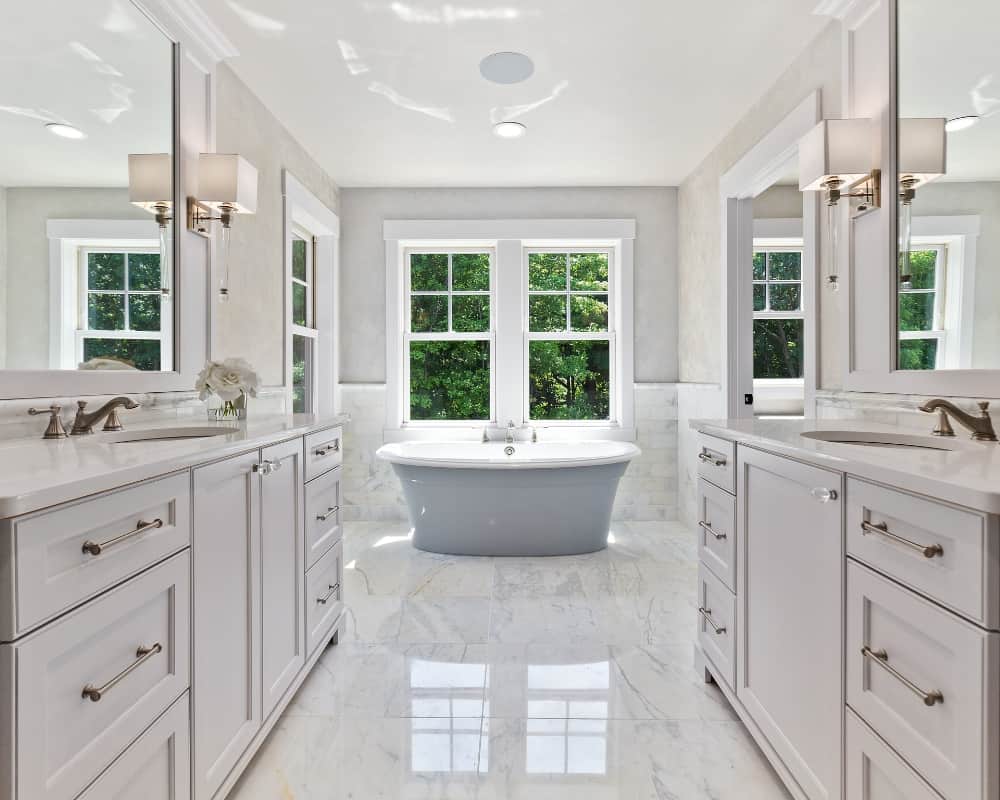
[693,418,1000,800]
[0,415,347,800]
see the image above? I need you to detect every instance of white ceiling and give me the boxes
[203,0,829,187]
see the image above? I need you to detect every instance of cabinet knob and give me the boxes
[810,487,838,503]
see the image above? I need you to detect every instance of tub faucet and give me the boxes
[505,420,516,444]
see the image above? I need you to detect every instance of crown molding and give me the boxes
[135,0,238,71]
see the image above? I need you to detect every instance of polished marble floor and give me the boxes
[231,520,790,799]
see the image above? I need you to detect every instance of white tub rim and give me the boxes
[376,440,641,470]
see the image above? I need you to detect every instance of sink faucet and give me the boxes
[505,420,516,444]
[918,399,997,442]
[71,397,140,435]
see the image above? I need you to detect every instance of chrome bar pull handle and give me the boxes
[861,646,943,707]
[316,505,340,522]
[698,607,726,635]
[317,583,340,605]
[698,520,726,540]
[698,450,726,467]
[82,518,163,556]
[82,643,163,702]
[860,520,943,559]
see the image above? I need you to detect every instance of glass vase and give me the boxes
[207,392,247,421]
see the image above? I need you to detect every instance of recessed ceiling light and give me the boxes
[45,122,86,139]
[493,121,526,139]
[945,115,980,133]
[480,52,534,85]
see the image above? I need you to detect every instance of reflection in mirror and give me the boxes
[0,1,174,372]
[897,0,1000,370]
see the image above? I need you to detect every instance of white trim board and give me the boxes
[383,219,636,242]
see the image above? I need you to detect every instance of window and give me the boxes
[752,246,803,380]
[898,245,946,370]
[405,250,493,421]
[78,248,169,370]
[290,228,317,412]
[526,250,612,421]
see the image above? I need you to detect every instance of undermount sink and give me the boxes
[800,430,971,451]
[101,426,240,444]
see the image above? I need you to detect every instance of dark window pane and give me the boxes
[452,253,490,291]
[901,249,937,290]
[570,295,609,331]
[529,253,567,291]
[529,340,610,421]
[292,237,308,282]
[452,295,489,332]
[753,319,803,379]
[768,252,801,280]
[410,253,448,291]
[410,340,490,420]
[88,293,125,330]
[752,252,766,281]
[769,284,801,312]
[88,252,125,290]
[128,253,161,291]
[292,334,311,413]
[293,283,308,326]
[899,338,938,370]
[529,295,566,332]
[898,292,935,332]
[570,253,609,291]
[128,294,161,331]
[82,338,160,371]
[753,284,765,311]
[411,295,448,332]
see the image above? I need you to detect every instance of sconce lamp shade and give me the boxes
[128,153,172,211]
[799,119,873,191]
[899,118,947,186]
[197,154,258,214]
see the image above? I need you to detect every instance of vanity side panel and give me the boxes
[0,520,14,642]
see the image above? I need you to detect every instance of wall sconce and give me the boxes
[898,118,946,288]
[799,119,880,291]
[128,153,173,297]
[187,154,259,301]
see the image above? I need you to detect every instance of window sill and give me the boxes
[383,424,637,443]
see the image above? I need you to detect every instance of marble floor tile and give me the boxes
[399,596,493,644]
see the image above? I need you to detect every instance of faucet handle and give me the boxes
[978,401,991,414]
[28,405,68,439]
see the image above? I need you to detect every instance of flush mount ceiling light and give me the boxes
[480,51,534,84]
[45,122,85,139]
[945,115,980,132]
[493,121,526,138]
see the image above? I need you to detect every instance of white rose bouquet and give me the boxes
[197,358,260,419]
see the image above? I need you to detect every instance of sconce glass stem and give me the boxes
[899,198,913,289]
[219,224,231,303]
[826,199,840,291]
[158,222,171,298]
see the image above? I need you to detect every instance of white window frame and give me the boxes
[290,226,318,413]
[384,219,636,442]
[897,241,947,368]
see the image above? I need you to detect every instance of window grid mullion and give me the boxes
[564,254,571,331]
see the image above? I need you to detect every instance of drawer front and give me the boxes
[7,471,191,640]
[697,563,735,690]
[78,692,191,800]
[306,538,343,657]
[847,477,998,629]
[305,466,343,568]
[846,709,943,800]
[696,478,736,591]
[305,427,343,482]
[696,432,735,494]
[12,551,190,800]
[847,561,999,800]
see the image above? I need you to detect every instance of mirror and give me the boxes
[0,1,175,373]
[897,0,1000,371]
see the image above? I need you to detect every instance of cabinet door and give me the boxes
[737,446,843,800]
[192,451,261,800]
[260,438,306,721]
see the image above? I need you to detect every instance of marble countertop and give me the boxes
[0,413,349,519]
[695,417,1000,513]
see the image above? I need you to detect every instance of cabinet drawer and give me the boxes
[2,471,191,640]
[696,432,735,494]
[78,692,190,800]
[305,466,342,568]
[8,551,190,800]
[696,478,736,591]
[846,709,943,800]
[305,427,343,482]
[847,477,999,629]
[697,563,735,690]
[847,561,1000,800]
[306,538,343,657]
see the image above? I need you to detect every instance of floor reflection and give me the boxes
[408,658,486,773]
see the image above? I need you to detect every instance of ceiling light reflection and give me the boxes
[338,39,370,76]
[373,530,415,547]
[491,80,569,123]
[369,82,454,123]
[389,2,524,25]
[225,1,287,34]
[46,122,87,139]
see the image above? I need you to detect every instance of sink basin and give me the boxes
[101,426,240,444]
[800,430,968,451]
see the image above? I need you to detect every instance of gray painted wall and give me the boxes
[754,185,803,220]
[338,186,678,383]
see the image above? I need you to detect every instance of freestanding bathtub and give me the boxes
[376,440,641,556]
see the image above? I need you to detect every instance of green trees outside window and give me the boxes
[897,248,941,370]
[752,248,803,380]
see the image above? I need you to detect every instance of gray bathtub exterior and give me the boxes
[390,461,629,556]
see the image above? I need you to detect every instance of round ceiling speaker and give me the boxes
[480,52,534,85]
